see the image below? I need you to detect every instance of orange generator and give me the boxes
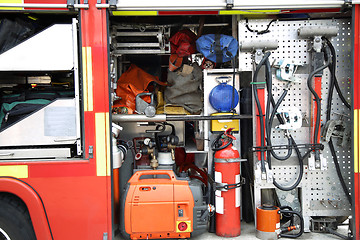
[121,170,207,239]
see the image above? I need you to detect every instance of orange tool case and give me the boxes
[121,170,207,240]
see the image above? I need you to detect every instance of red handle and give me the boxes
[224,128,236,140]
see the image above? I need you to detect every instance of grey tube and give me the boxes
[298,26,338,38]
[112,114,252,122]
[112,114,167,122]
[240,40,279,52]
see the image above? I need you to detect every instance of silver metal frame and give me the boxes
[72,18,82,156]
[97,0,346,10]
[0,3,88,9]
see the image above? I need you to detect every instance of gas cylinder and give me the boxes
[213,128,241,237]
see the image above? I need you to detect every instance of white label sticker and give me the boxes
[235,174,241,208]
[276,222,280,229]
[215,196,224,214]
[215,171,222,183]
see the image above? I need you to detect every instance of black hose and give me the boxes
[325,227,351,240]
[211,132,233,152]
[279,209,304,238]
[266,88,292,162]
[323,39,352,205]
[307,52,330,161]
[252,51,271,174]
[273,136,304,191]
[329,139,352,204]
[324,38,351,110]
[262,56,302,190]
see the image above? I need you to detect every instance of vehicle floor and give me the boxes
[114,222,349,240]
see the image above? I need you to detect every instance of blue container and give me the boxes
[209,83,239,112]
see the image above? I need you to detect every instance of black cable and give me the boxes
[324,38,351,110]
[329,139,352,204]
[307,50,330,161]
[325,227,351,240]
[273,136,304,191]
[265,66,292,161]
[253,51,302,191]
[261,54,303,190]
[323,40,352,205]
[245,18,276,35]
[211,132,233,152]
[279,209,304,238]
[252,52,271,174]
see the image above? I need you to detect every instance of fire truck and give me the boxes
[0,0,359,240]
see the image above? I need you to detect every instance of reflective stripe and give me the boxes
[0,0,23,10]
[219,10,281,15]
[0,165,28,178]
[105,112,111,176]
[95,112,110,176]
[82,47,93,112]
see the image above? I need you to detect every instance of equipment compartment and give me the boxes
[109,12,354,240]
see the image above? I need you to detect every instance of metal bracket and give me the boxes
[274,59,304,82]
[67,0,75,9]
[308,152,327,171]
[255,161,273,183]
[276,107,302,130]
[322,119,350,149]
[108,0,117,9]
[89,145,93,159]
[254,49,264,65]
[312,36,323,53]
[226,0,234,9]
[215,177,245,191]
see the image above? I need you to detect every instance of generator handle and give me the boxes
[130,170,176,182]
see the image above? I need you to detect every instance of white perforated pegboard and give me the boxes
[239,18,352,226]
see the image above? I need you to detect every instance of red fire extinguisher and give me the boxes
[212,128,241,237]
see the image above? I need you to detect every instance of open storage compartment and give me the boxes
[0,14,82,160]
[108,10,354,240]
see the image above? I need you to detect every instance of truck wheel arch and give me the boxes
[0,177,53,240]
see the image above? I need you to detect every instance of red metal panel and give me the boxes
[313,76,322,144]
[354,5,360,110]
[80,1,112,239]
[0,178,52,240]
[24,0,68,11]
[84,111,96,160]
[81,0,110,113]
[26,176,109,240]
[255,88,266,161]
[28,161,96,178]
